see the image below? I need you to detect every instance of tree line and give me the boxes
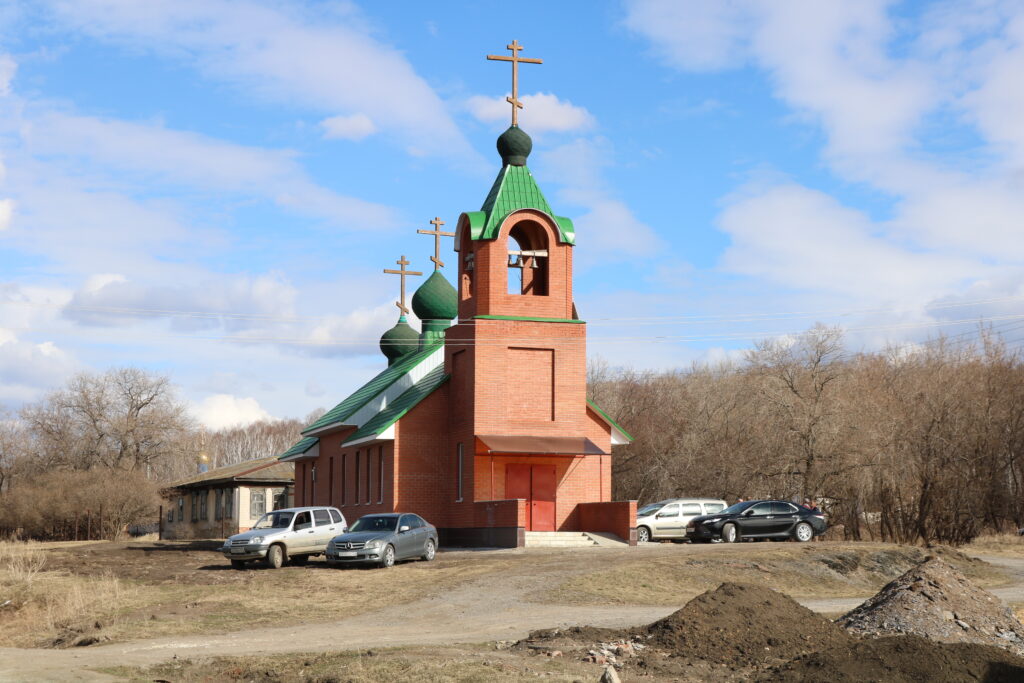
[591,325,1024,546]
[0,367,312,540]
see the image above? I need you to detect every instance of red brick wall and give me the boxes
[578,500,638,545]
[393,383,453,526]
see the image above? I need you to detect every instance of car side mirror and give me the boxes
[399,525,410,533]
[743,509,754,517]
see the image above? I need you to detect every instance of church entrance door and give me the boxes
[506,463,556,531]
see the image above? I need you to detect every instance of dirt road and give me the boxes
[2,545,1022,682]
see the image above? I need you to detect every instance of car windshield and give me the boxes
[252,511,294,530]
[349,515,398,533]
[638,501,670,517]
[720,501,756,515]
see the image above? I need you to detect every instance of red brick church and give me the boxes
[279,46,636,546]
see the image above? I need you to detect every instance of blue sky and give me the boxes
[0,0,1022,428]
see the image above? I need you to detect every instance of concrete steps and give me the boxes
[524,531,600,548]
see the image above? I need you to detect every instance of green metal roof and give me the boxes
[465,165,575,244]
[302,346,437,435]
[343,365,450,445]
[586,399,635,442]
[277,436,319,460]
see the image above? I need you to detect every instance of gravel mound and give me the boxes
[839,556,1024,656]
[763,634,1024,682]
[645,582,852,666]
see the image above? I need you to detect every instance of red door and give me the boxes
[530,465,556,531]
[505,463,556,531]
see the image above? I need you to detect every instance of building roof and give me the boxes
[458,164,576,246]
[344,365,450,446]
[166,456,294,490]
[586,399,635,445]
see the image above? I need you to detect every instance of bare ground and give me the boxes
[0,540,1021,681]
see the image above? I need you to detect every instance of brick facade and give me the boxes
[290,205,636,546]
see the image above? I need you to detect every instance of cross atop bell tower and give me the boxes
[486,39,543,127]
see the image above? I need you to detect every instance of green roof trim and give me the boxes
[343,366,450,445]
[303,346,437,435]
[278,436,319,460]
[586,399,635,442]
[468,165,575,245]
[474,314,585,324]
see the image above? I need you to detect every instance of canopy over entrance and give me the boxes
[477,435,607,456]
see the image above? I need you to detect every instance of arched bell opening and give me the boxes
[506,220,549,296]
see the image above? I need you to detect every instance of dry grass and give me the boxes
[0,540,132,647]
[97,644,598,682]
[966,533,1024,558]
[546,543,1001,606]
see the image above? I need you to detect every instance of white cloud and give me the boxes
[192,394,273,430]
[624,0,754,70]
[320,113,377,141]
[0,327,78,405]
[0,54,16,95]
[466,92,595,133]
[42,0,478,162]
[0,198,12,230]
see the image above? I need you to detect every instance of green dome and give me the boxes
[497,125,532,166]
[379,316,419,365]
[412,271,458,323]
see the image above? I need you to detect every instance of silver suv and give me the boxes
[636,498,727,543]
[221,506,347,569]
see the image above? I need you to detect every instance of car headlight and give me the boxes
[249,536,265,545]
[364,539,382,550]
[704,518,722,524]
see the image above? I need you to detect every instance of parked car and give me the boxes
[326,512,437,568]
[685,500,826,543]
[635,498,728,543]
[221,506,347,569]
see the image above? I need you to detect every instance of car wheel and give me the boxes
[265,544,285,569]
[380,544,395,569]
[637,526,651,543]
[422,539,436,562]
[793,522,814,542]
[290,554,309,566]
[722,523,739,543]
[230,559,247,569]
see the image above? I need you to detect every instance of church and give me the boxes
[279,42,636,547]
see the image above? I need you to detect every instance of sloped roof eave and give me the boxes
[342,367,450,446]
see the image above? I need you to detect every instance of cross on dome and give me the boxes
[383,255,422,315]
[486,39,543,127]
[417,217,455,270]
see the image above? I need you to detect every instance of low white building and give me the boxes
[161,456,294,540]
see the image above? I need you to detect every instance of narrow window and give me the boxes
[366,450,372,504]
[224,488,233,518]
[214,489,222,521]
[177,496,184,522]
[199,490,208,520]
[167,506,174,524]
[328,456,335,507]
[310,464,317,506]
[377,446,384,504]
[190,491,198,522]
[355,451,361,505]
[341,453,347,506]
[456,443,464,502]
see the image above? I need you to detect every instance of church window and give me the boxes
[377,447,384,504]
[365,449,372,504]
[456,443,464,502]
[355,451,361,504]
[341,453,347,506]
[329,457,334,506]
[506,222,549,296]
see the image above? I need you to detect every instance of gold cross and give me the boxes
[486,39,543,127]
[417,217,456,270]
[383,255,422,315]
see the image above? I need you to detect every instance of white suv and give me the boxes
[636,498,727,543]
[221,506,347,569]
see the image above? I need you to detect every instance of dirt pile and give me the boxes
[839,556,1024,656]
[762,634,1024,682]
[645,582,852,666]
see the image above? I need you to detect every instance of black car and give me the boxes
[685,500,826,543]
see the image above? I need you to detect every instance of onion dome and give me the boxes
[412,271,457,324]
[497,125,532,166]
[379,315,419,365]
